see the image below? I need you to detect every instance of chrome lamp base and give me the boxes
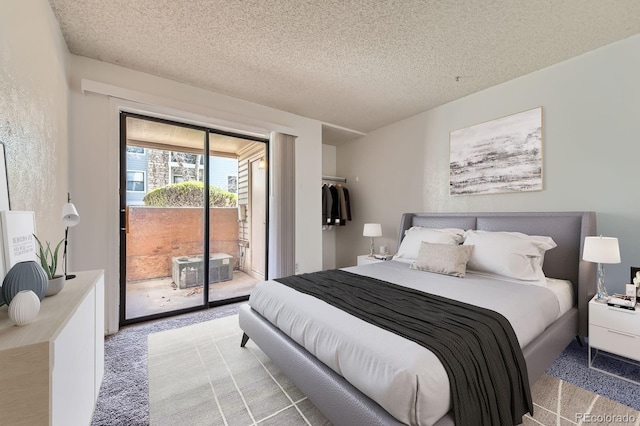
[595,262,609,302]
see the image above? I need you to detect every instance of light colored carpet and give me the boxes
[92,302,241,426]
[148,315,330,425]
[149,315,640,426]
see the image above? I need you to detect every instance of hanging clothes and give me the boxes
[329,185,340,225]
[343,186,352,221]
[322,182,352,227]
[336,184,349,225]
[322,184,329,225]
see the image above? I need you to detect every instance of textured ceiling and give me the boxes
[49,0,640,136]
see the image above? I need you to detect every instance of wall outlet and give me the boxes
[295,263,299,273]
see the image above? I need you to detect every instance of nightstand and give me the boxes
[357,255,385,266]
[588,296,640,385]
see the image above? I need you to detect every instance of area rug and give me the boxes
[148,315,329,425]
[92,303,241,426]
[148,315,640,426]
[547,338,640,412]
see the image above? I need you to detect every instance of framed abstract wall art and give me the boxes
[449,107,543,196]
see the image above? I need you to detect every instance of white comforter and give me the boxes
[248,261,570,425]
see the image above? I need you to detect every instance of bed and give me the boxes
[239,212,596,425]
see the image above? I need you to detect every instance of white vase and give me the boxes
[8,290,41,326]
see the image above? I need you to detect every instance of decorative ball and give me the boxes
[2,261,49,304]
[8,290,41,326]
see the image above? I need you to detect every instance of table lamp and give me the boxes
[583,236,620,302]
[363,223,382,257]
[61,199,80,280]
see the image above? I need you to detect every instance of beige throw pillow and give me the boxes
[410,242,474,278]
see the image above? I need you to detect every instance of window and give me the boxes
[127,171,146,191]
[171,152,203,165]
[227,176,237,193]
[170,166,203,183]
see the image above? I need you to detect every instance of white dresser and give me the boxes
[0,270,105,425]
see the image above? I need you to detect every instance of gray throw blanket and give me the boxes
[275,269,532,426]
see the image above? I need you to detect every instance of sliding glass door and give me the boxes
[119,113,268,325]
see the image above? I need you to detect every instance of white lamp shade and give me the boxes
[583,236,621,264]
[363,223,382,237]
[61,203,80,227]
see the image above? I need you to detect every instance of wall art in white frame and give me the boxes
[0,211,37,276]
[449,107,543,196]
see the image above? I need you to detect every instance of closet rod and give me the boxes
[322,175,347,183]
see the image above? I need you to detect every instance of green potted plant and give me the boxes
[33,235,65,296]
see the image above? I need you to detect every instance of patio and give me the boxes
[125,270,260,319]
[125,206,265,320]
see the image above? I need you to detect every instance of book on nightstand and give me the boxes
[607,293,637,310]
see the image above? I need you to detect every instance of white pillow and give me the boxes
[410,242,474,278]
[394,227,465,260]
[462,230,557,283]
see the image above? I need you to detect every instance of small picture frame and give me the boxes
[0,211,37,274]
[631,266,640,301]
[631,267,640,284]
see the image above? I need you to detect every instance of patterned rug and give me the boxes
[91,303,242,426]
[148,315,330,425]
[547,339,640,412]
[147,315,640,425]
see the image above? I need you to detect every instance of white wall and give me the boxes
[0,0,69,268]
[322,144,337,269]
[67,56,324,331]
[335,116,427,266]
[337,34,640,294]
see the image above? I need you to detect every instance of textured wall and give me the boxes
[0,1,69,249]
[321,144,337,270]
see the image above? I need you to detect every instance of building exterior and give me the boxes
[125,147,238,206]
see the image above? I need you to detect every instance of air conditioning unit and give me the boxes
[172,253,234,289]
[209,253,233,283]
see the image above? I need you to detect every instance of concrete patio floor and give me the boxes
[125,270,260,320]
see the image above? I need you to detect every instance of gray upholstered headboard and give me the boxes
[397,212,597,336]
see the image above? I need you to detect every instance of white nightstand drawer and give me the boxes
[589,324,640,361]
[589,303,639,336]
